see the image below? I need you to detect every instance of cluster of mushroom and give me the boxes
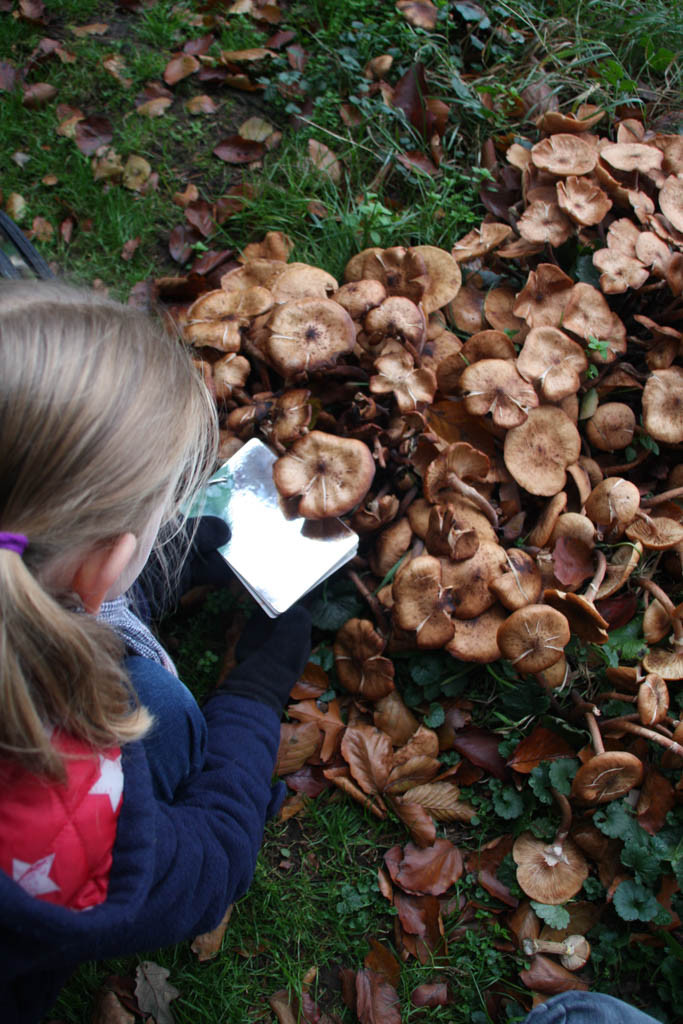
[178,107,682,928]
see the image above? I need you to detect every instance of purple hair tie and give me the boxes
[0,532,29,556]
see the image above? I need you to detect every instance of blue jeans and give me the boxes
[525,992,662,1024]
[126,655,208,803]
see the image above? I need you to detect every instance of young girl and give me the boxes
[0,281,311,1023]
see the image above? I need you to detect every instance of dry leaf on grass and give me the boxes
[308,139,342,182]
[134,961,180,1024]
[191,904,233,962]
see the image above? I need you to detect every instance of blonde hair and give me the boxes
[0,281,218,777]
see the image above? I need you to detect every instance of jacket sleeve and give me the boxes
[89,687,283,957]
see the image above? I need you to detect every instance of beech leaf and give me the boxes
[507,726,575,774]
[185,94,218,115]
[214,136,265,164]
[355,968,401,1024]
[307,139,342,182]
[75,116,113,155]
[396,0,438,29]
[341,724,393,796]
[164,54,200,85]
[394,838,464,895]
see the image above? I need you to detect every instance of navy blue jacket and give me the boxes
[0,678,282,1023]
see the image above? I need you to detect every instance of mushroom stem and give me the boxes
[598,691,635,703]
[551,788,572,847]
[601,448,651,475]
[523,938,572,957]
[346,569,390,636]
[584,550,607,604]
[641,486,683,507]
[585,710,605,755]
[602,718,683,757]
[397,485,418,518]
[446,473,499,528]
[634,577,683,642]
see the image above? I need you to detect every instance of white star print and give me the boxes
[88,754,123,812]
[13,854,61,897]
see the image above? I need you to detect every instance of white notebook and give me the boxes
[202,439,359,617]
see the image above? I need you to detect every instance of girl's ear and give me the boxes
[71,533,137,614]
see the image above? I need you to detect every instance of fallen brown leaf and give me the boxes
[214,136,265,164]
[276,721,321,775]
[136,96,173,117]
[288,698,344,762]
[220,47,274,62]
[22,82,56,108]
[172,184,199,209]
[93,989,135,1024]
[308,139,342,182]
[72,22,109,36]
[279,792,306,821]
[355,968,401,1024]
[391,797,436,847]
[164,54,200,85]
[393,838,464,896]
[30,216,53,242]
[191,904,233,962]
[75,116,113,155]
[185,94,218,115]
[507,726,575,774]
[134,961,180,1024]
[411,981,451,1007]
[341,723,393,796]
[396,0,438,29]
[364,938,401,988]
[239,116,274,141]
[102,55,132,88]
[121,237,141,261]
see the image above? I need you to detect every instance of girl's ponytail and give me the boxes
[0,545,151,779]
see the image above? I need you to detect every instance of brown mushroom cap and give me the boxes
[360,246,428,304]
[333,279,387,319]
[266,298,356,376]
[516,327,588,402]
[392,554,455,648]
[371,516,413,578]
[490,549,542,610]
[425,504,479,561]
[594,542,642,600]
[518,200,574,246]
[272,430,375,518]
[270,263,338,302]
[585,403,636,451]
[600,142,664,175]
[268,389,312,446]
[659,174,683,232]
[637,673,669,727]
[441,542,507,620]
[445,603,507,662]
[561,282,615,343]
[531,135,597,176]
[504,407,581,496]
[556,175,612,226]
[642,367,683,444]
[584,477,640,533]
[626,515,683,550]
[221,258,287,292]
[497,604,571,673]
[513,264,575,328]
[513,832,589,904]
[364,296,426,347]
[333,618,395,699]
[543,589,609,645]
[460,358,539,428]
[571,750,644,805]
[212,353,251,399]
[370,343,437,413]
[593,248,649,294]
[452,223,513,262]
[410,244,463,313]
